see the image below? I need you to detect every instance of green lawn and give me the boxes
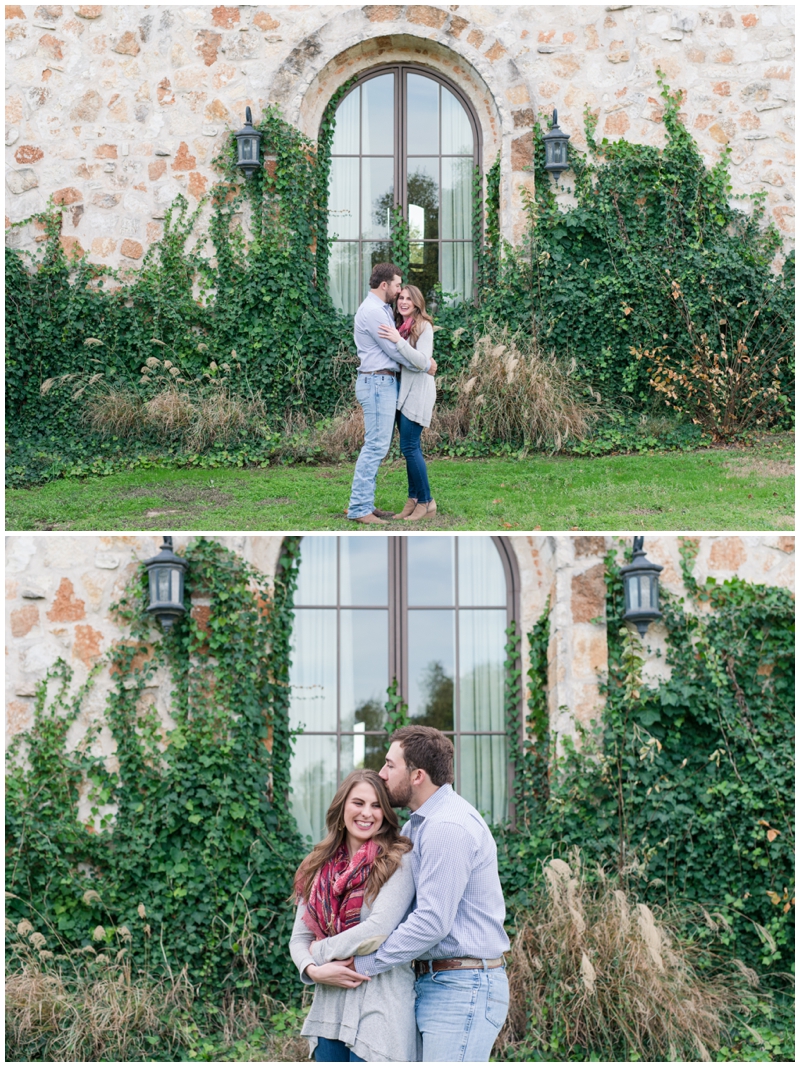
[5,434,793,532]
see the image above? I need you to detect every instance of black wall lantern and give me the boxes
[234,106,261,177]
[543,108,570,182]
[620,537,663,637]
[144,536,188,629]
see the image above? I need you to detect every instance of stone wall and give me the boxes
[6,534,794,774]
[5,4,794,267]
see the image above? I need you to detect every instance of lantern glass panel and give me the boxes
[650,574,659,609]
[640,575,652,609]
[627,576,640,611]
[155,567,171,602]
[241,138,253,161]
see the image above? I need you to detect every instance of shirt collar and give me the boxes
[409,783,453,822]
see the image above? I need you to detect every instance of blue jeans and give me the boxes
[315,1037,364,1062]
[347,373,399,519]
[398,411,432,504]
[415,966,509,1062]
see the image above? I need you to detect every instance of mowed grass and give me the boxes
[5,434,793,532]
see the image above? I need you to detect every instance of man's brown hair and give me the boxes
[369,262,402,289]
[391,725,454,787]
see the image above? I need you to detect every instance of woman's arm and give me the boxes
[311,855,416,965]
[290,903,370,988]
[377,322,434,373]
[394,324,433,373]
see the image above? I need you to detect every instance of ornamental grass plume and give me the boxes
[496,851,762,1062]
[449,322,596,452]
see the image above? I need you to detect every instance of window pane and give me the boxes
[441,243,473,303]
[330,242,359,315]
[341,609,388,732]
[407,73,439,154]
[362,157,394,240]
[408,609,454,729]
[341,729,390,776]
[331,85,360,155]
[295,537,337,605]
[460,734,507,824]
[289,609,337,731]
[407,242,439,304]
[361,241,393,298]
[441,87,473,155]
[458,538,507,606]
[290,733,338,844]
[362,74,394,155]
[328,157,359,239]
[459,609,507,732]
[407,536,454,605]
[341,536,388,605]
[441,157,471,240]
[407,159,439,239]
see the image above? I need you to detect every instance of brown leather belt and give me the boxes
[360,368,397,377]
[414,956,504,978]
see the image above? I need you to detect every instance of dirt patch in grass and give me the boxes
[120,485,234,506]
[724,458,795,479]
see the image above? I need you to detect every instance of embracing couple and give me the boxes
[290,725,510,1063]
[347,264,438,526]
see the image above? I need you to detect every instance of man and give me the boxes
[353,725,510,1061]
[347,264,437,525]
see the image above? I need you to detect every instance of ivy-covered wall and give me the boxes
[5,4,795,270]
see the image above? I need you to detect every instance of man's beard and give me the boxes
[386,775,413,808]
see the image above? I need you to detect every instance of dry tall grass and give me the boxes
[447,323,597,451]
[5,909,311,1062]
[496,853,759,1062]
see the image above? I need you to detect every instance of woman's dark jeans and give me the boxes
[397,411,432,504]
[315,1036,365,1062]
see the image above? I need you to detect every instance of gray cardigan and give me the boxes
[395,323,437,428]
[289,853,419,1062]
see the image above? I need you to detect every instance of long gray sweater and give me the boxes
[289,853,419,1062]
[394,323,437,428]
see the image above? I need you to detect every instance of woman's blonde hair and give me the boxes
[294,769,411,906]
[395,284,434,347]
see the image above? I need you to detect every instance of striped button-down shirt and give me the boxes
[354,784,510,976]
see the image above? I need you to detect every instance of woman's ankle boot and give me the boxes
[393,498,417,519]
[404,499,435,522]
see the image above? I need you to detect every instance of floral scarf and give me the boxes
[302,839,379,940]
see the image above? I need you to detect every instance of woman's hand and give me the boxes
[377,322,401,344]
[305,958,370,988]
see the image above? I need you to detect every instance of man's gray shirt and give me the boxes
[354,784,510,976]
[354,292,431,374]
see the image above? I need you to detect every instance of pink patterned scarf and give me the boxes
[302,839,380,940]
[398,316,415,341]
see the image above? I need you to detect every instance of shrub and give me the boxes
[497,854,765,1062]
[445,322,597,451]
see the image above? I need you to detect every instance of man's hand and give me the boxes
[427,358,437,376]
[304,958,370,988]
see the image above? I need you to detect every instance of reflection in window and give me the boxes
[326,67,478,313]
[288,537,514,841]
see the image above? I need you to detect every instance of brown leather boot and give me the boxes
[393,498,417,520]
[404,499,436,522]
[352,513,388,525]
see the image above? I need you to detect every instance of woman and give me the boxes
[377,285,437,521]
[289,770,418,1063]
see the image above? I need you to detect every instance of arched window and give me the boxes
[289,535,517,841]
[326,66,480,314]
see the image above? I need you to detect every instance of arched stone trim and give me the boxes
[268,6,537,243]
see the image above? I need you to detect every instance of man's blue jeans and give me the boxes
[398,411,432,504]
[415,966,509,1062]
[315,1037,364,1062]
[347,373,399,519]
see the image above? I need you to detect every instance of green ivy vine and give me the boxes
[6,537,307,1000]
